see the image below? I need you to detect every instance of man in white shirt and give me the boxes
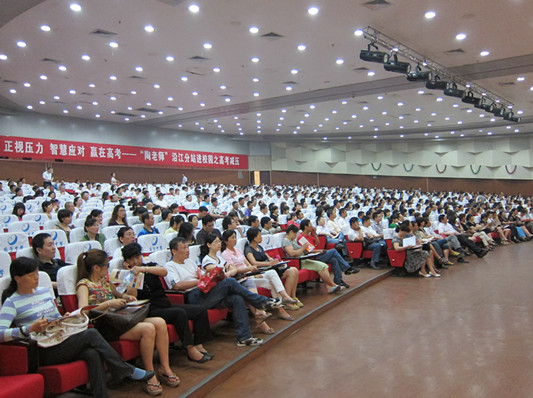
[360,216,386,270]
[437,215,488,258]
[42,167,53,188]
[112,226,137,260]
[164,237,282,346]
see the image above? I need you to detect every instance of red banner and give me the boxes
[0,135,248,169]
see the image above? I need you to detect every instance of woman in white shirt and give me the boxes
[200,234,275,334]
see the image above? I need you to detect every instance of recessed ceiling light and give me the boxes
[92,101,98,105]
[367,71,375,76]
[480,50,490,57]
[225,98,231,102]
[515,129,520,133]
[16,41,26,48]
[27,105,33,110]
[9,89,16,94]
[40,25,51,32]
[109,75,117,80]
[23,82,30,87]
[341,100,348,105]
[109,41,118,48]
[517,110,524,115]
[62,109,68,114]
[377,95,383,100]
[286,86,293,91]
[453,103,459,107]
[130,90,136,95]
[399,126,404,129]
[178,107,183,111]
[336,58,344,65]
[180,76,188,81]
[166,55,174,62]
[76,105,82,110]
[213,67,221,73]
[39,100,45,104]
[363,106,369,110]
[456,33,467,41]
[192,91,198,96]
[158,110,164,114]
[425,11,436,19]
[69,89,76,94]
[40,74,47,80]
[69,3,82,12]
[290,69,298,74]
[220,85,226,90]
[351,114,357,118]
[253,92,259,97]
[297,44,306,51]
[144,24,155,33]
[199,103,205,107]
[397,102,404,106]
[135,66,143,72]
[424,133,429,136]
[203,43,212,49]
[530,86,533,91]
[110,96,117,101]
[251,57,260,63]
[466,109,473,113]
[281,109,287,113]
[399,115,404,119]
[332,110,337,114]
[0,54,7,60]
[517,76,525,81]
[252,77,259,82]
[58,65,67,71]
[436,97,443,102]
[81,54,90,61]
[310,105,316,109]
[382,111,387,115]
[308,6,319,15]
[415,107,421,111]
[354,29,364,36]
[146,102,151,106]
[188,4,200,13]
[249,26,259,34]
[154,83,160,88]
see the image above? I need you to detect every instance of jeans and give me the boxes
[366,241,385,264]
[39,328,133,398]
[316,249,351,284]
[150,303,211,347]
[187,278,269,341]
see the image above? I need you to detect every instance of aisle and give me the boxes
[203,243,533,398]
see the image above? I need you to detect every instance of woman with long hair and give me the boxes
[12,202,25,220]
[0,257,155,398]
[108,204,129,227]
[76,249,179,396]
[178,222,196,245]
[81,218,106,247]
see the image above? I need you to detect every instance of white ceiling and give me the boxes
[0,0,532,143]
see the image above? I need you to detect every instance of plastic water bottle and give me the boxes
[117,271,134,294]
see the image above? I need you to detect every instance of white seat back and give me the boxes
[0,251,11,278]
[69,227,86,243]
[102,225,122,241]
[155,222,169,233]
[188,244,201,266]
[0,271,55,299]
[65,241,102,264]
[56,264,78,295]
[104,238,121,258]
[37,229,69,248]
[138,234,166,254]
[1,214,18,230]
[22,213,48,228]
[236,237,247,252]
[132,224,145,236]
[0,232,29,255]
[8,221,40,237]
[148,250,172,266]
[165,232,177,245]
[44,220,58,230]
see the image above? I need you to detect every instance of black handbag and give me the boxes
[89,303,150,341]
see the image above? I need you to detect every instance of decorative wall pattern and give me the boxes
[271,137,533,180]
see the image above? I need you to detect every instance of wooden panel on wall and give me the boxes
[0,160,244,186]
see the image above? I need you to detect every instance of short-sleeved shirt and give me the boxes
[137,226,160,238]
[76,277,114,305]
[201,254,226,270]
[243,244,268,262]
[347,228,362,242]
[221,248,248,272]
[282,237,301,253]
[164,259,201,292]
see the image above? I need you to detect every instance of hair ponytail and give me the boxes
[77,249,108,282]
[2,257,39,303]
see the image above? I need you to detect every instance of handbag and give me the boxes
[197,267,226,293]
[30,313,89,348]
[89,303,150,341]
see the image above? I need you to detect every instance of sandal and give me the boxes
[158,372,180,387]
[257,323,275,334]
[143,381,162,396]
[278,314,295,321]
[255,312,271,326]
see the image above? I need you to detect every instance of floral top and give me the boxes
[76,277,114,305]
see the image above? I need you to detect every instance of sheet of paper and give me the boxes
[403,236,416,247]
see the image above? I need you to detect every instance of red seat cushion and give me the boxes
[109,340,141,361]
[0,374,44,398]
[38,360,88,395]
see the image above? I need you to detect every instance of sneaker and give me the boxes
[449,250,460,257]
[328,285,341,294]
[294,298,304,308]
[457,257,469,263]
[236,337,264,347]
[264,297,283,310]
[345,266,360,275]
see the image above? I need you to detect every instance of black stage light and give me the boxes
[360,43,389,64]
[462,91,481,106]
[491,105,505,117]
[426,75,448,90]
[406,65,432,81]
[443,82,465,98]
[383,54,411,74]
[481,101,494,112]
[474,97,487,110]
[504,111,521,123]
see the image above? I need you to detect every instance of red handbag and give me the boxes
[197,267,226,293]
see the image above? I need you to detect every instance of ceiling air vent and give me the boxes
[186,70,205,75]
[136,107,160,113]
[41,58,61,64]
[498,82,515,86]
[363,0,392,10]
[445,48,465,54]
[115,112,137,117]
[422,92,434,96]
[91,29,117,37]
[261,32,284,41]
[353,67,369,72]
[283,81,298,85]
[129,75,146,80]
[189,55,209,61]
[2,79,18,84]
[80,92,94,96]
